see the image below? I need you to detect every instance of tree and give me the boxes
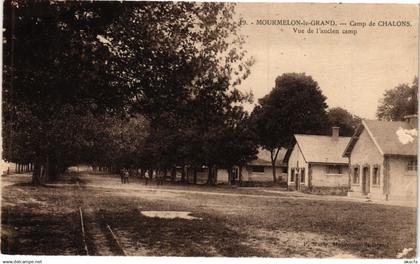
[104,2,254,185]
[3,1,126,183]
[215,112,258,185]
[327,107,361,137]
[377,77,418,121]
[250,73,329,182]
[3,1,254,185]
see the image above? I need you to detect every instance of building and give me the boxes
[284,127,351,191]
[184,167,230,184]
[182,148,287,184]
[240,148,288,183]
[343,115,418,201]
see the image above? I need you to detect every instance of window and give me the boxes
[407,159,417,172]
[352,166,360,184]
[252,166,265,173]
[327,165,342,174]
[300,168,305,183]
[291,168,295,182]
[372,165,380,185]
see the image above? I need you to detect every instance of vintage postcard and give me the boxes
[1,1,418,263]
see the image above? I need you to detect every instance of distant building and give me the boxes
[183,148,287,184]
[1,160,14,174]
[284,127,351,191]
[240,148,288,183]
[343,115,418,201]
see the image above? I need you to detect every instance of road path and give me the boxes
[72,171,416,208]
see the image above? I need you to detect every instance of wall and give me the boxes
[241,166,285,182]
[186,167,284,184]
[217,169,229,183]
[349,132,418,201]
[287,143,309,187]
[310,164,349,187]
[348,129,385,199]
[185,168,229,184]
[388,157,417,200]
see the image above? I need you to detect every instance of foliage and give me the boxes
[326,107,361,137]
[250,73,329,181]
[3,1,255,184]
[376,77,418,121]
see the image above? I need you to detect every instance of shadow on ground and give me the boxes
[100,208,267,257]
[1,210,84,255]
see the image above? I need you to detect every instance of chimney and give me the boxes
[332,127,339,141]
[404,114,418,128]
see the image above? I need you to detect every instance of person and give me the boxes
[120,169,125,184]
[123,169,129,184]
[145,170,149,185]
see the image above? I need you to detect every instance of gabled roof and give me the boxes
[291,134,351,164]
[247,148,287,167]
[343,119,417,157]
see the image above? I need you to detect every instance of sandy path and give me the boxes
[75,172,416,208]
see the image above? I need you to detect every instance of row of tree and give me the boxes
[3,1,416,185]
[3,1,257,184]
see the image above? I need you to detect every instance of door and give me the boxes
[295,169,300,191]
[362,167,370,195]
[231,168,238,185]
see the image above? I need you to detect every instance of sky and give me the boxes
[234,3,418,119]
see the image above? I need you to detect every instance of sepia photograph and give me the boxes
[1,0,418,262]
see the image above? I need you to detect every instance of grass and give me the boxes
[1,172,416,258]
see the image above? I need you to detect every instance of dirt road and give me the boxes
[1,171,417,258]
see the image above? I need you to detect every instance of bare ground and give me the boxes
[1,171,417,258]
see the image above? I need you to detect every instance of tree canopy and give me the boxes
[250,73,329,182]
[3,1,256,184]
[327,107,361,137]
[376,77,418,121]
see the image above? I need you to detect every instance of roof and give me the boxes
[292,134,351,164]
[247,148,287,167]
[344,119,417,157]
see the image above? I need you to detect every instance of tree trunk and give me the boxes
[271,148,281,183]
[181,166,186,182]
[207,165,213,185]
[213,166,218,185]
[207,165,215,185]
[271,161,277,183]
[171,167,176,182]
[41,163,48,181]
[193,168,197,184]
[228,167,233,186]
[32,162,41,185]
[44,157,50,181]
[48,159,58,182]
[207,165,217,185]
